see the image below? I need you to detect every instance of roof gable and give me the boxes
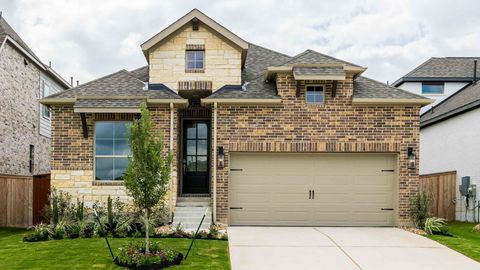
[141,9,248,59]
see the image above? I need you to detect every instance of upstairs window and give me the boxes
[41,80,51,118]
[306,85,325,104]
[422,82,444,94]
[95,122,131,181]
[186,50,204,71]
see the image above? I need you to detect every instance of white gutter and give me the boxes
[169,102,174,220]
[212,102,218,223]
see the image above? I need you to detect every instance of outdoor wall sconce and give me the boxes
[407,147,416,169]
[217,146,225,168]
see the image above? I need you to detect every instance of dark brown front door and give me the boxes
[183,120,209,194]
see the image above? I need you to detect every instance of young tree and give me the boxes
[123,103,172,253]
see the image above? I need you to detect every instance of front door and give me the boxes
[183,120,210,194]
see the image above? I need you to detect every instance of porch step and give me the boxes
[173,198,212,232]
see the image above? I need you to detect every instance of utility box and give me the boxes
[460,176,471,196]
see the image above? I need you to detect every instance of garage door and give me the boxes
[229,153,396,226]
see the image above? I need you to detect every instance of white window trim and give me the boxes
[185,50,205,70]
[94,121,131,181]
[305,84,325,105]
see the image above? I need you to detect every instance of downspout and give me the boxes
[169,102,174,220]
[212,102,218,223]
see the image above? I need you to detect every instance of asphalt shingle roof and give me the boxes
[354,76,427,99]
[129,66,149,82]
[46,69,182,100]
[280,49,363,68]
[74,99,144,108]
[294,67,345,76]
[420,82,480,127]
[393,57,480,86]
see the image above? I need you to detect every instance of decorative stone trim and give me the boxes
[228,141,400,153]
[185,68,205,73]
[178,81,212,91]
[92,180,124,186]
[185,44,205,51]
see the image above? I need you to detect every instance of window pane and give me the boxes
[96,139,114,155]
[95,122,114,138]
[197,140,207,155]
[186,156,196,172]
[422,83,444,94]
[314,92,324,103]
[114,123,129,138]
[113,158,128,180]
[196,52,204,61]
[306,92,316,103]
[186,123,196,139]
[197,123,207,139]
[187,61,196,69]
[187,140,196,155]
[42,105,50,118]
[96,158,114,180]
[195,61,204,69]
[197,156,207,172]
[114,139,130,155]
[187,52,196,61]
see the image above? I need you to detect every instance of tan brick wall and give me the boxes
[214,73,420,226]
[149,24,242,91]
[50,106,178,207]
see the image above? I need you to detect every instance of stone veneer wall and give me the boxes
[50,106,177,207]
[148,24,242,91]
[214,72,420,225]
[0,42,50,176]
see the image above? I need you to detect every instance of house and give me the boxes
[394,58,480,221]
[40,9,431,229]
[0,14,70,227]
[393,57,480,114]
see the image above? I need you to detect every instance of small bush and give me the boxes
[410,191,432,228]
[424,217,448,235]
[52,220,68,240]
[66,222,81,239]
[115,241,183,269]
[472,224,480,233]
[23,223,52,242]
[81,222,95,238]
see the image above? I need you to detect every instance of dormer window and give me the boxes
[306,85,325,104]
[186,50,204,72]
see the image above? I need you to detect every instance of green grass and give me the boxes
[427,221,480,262]
[0,227,230,269]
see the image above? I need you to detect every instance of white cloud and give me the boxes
[1,0,479,85]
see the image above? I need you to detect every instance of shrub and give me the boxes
[424,217,448,235]
[81,222,95,238]
[115,241,183,269]
[52,219,68,240]
[410,190,432,228]
[208,225,219,239]
[66,222,81,239]
[23,223,52,242]
[473,224,480,233]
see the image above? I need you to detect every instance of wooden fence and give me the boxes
[419,171,457,221]
[0,175,33,227]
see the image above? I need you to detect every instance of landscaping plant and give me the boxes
[409,190,432,228]
[115,241,183,269]
[424,217,448,235]
[123,103,173,254]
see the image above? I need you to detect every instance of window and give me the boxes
[305,85,325,104]
[95,122,131,180]
[186,50,204,70]
[29,145,34,173]
[41,80,51,118]
[422,82,444,94]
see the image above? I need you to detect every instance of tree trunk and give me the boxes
[145,210,150,254]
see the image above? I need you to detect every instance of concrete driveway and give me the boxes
[228,227,480,270]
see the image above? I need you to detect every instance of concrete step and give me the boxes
[174,211,212,218]
[176,202,210,207]
[177,197,211,203]
[173,205,212,232]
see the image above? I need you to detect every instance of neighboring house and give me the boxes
[393,57,480,114]
[395,58,480,221]
[41,9,431,229]
[0,14,70,227]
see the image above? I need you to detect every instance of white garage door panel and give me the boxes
[230,153,396,226]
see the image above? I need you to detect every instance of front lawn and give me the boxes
[427,221,480,262]
[0,227,230,269]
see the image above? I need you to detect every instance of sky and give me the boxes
[1,0,479,85]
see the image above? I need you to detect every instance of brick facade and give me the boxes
[50,105,178,206]
[0,42,50,176]
[214,72,420,225]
